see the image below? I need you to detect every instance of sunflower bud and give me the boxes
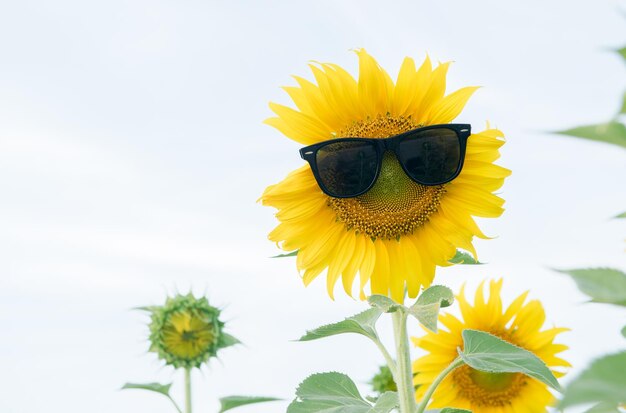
[146,293,238,369]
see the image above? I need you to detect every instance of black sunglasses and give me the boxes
[299,124,471,198]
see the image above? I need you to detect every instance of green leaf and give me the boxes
[121,382,183,413]
[368,295,401,313]
[621,325,626,338]
[121,382,172,396]
[620,91,626,115]
[559,352,626,409]
[407,285,455,332]
[459,330,561,391]
[449,250,482,265]
[287,372,396,413]
[584,402,622,413]
[298,308,383,342]
[617,45,626,62]
[371,392,399,412]
[615,211,626,219]
[408,302,440,332]
[272,250,298,258]
[416,285,454,308]
[556,268,626,306]
[218,396,281,412]
[555,122,626,149]
[440,408,472,413]
[217,333,241,350]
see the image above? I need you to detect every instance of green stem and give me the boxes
[372,335,398,378]
[184,368,192,413]
[391,311,417,413]
[415,357,464,413]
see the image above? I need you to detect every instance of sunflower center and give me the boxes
[327,115,445,240]
[162,312,215,360]
[452,365,526,407]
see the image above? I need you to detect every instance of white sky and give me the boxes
[1,1,625,412]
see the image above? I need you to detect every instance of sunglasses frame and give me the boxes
[299,123,471,198]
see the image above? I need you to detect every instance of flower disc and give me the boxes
[261,50,511,301]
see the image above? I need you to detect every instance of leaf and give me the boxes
[217,333,241,350]
[584,402,622,413]
[272,250,298,258]
[298,308,383,342]
[459,330,561,391]
[121,382,172,397]
[416,285,454,308]
[622,325,626,339]
[121,382,183,413]
[371,392,399,412]
[555,122,626,149]
[286,372,372,413]
[615,211,626,219]
[556,268,626,306]
[617,45,626,62]
[620,91,626,115]
[408,302,441,332]
[559,352,626,409]
[368,295,400,313]
[408,285,455,332]
[441,408,472,413]
[449,250,482,265]
[218,396,281,412]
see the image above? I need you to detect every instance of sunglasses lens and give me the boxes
[397,128,461,185]
[316,140,378,197]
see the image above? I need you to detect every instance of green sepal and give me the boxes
[440,408,472,413]
[218,396,281,412]
[554,122,626,149]
[556,268,626,306]
[459,330,561,391]
[449,250,482,265]
[217,333,241,350]
[298,308,383,342]
[559,351,626,410]
[286,372,398,413]
[271,250,298,258]
[407,285,454,332]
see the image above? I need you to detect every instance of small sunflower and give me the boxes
[412,279,570,412]
[261,49,511,302]
[147,293,236,369]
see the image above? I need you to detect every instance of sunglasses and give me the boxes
[299,124,471,198]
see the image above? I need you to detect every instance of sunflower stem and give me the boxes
[372,335,398,378]
[415,357,464,413]
[391,310,417,413]
[184,368,192,413]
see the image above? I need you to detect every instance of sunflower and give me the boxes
[412,279,570,412]
[261,49,511,302]
[147,293,235,369]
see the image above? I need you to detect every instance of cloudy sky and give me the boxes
[1,1,624,412]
